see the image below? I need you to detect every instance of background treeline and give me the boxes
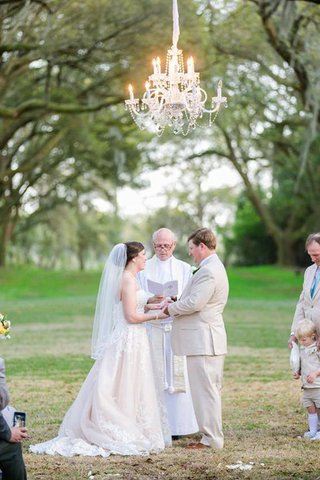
[1,0,319,270]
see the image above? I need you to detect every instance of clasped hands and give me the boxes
[144,295,175,317]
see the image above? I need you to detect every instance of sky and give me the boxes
[117,163,241,216]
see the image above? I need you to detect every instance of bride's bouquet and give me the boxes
[0,313,11,340]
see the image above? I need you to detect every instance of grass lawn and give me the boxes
[1,265,320,479]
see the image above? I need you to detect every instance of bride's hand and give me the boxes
[144,303,161,312]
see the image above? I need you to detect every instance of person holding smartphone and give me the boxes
[0,357,27,480]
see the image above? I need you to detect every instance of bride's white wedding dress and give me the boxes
[30,290,170,457]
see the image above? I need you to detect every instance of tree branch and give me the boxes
[0,98,122,119]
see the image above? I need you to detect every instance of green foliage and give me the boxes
[0,0,209,266]
[187,0,320,265]
[1,0,320,270]
[10,204,126,270]
[228,194,277,265]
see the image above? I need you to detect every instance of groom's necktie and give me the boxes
[310,266,320,298]
[193,267,201,275]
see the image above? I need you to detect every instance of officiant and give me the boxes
[138,228,198,439]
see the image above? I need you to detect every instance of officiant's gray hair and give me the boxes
[152,228,177,242]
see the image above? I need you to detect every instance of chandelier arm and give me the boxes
[126,102,154,119]
[202,106,222,114]
[172,0,180,49]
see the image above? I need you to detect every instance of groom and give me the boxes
[163,228,229,449]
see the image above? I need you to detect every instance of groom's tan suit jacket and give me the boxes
[168,254,229,357]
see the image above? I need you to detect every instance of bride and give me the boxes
[30,242,171,457]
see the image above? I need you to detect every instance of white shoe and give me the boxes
[311,431,320,440]
[303,431,316,439]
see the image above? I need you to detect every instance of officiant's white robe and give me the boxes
[138,255,198,436]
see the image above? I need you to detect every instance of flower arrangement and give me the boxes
[0,313,11,340]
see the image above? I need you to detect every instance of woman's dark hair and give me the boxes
[125,241,144,266]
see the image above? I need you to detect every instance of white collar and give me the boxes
[156,256,173,265]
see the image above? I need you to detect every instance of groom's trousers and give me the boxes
[186,354,225,449]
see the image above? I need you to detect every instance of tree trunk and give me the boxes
[0,208,16,267]
[273,233,295,267]
[0,235,6,267]
[77,245,85,271]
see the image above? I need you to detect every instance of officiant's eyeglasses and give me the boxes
[153,243,173,250]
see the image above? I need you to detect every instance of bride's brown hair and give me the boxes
[125,242,144,266]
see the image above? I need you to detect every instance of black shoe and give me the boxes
[172,435,182,440]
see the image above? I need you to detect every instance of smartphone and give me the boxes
[13,411,26,427]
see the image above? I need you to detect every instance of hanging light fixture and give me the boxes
[125,0,227,136]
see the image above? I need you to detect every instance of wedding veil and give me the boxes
[91,243,127,360]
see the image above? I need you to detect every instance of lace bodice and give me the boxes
[136,289,151,314]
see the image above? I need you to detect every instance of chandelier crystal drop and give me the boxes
[125,0,227,136]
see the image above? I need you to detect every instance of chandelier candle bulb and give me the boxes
[156,57,161,74]
[152,59,157,75]
[128,84,134,101]
[187,57,194,75]
[217,80,222,97]
[145,82,151,100]
[169,57,174,76]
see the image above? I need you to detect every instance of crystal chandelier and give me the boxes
[125,0,227,136]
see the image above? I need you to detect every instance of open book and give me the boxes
[147,279,178,297]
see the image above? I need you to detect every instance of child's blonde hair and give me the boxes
[295,318,316,341]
